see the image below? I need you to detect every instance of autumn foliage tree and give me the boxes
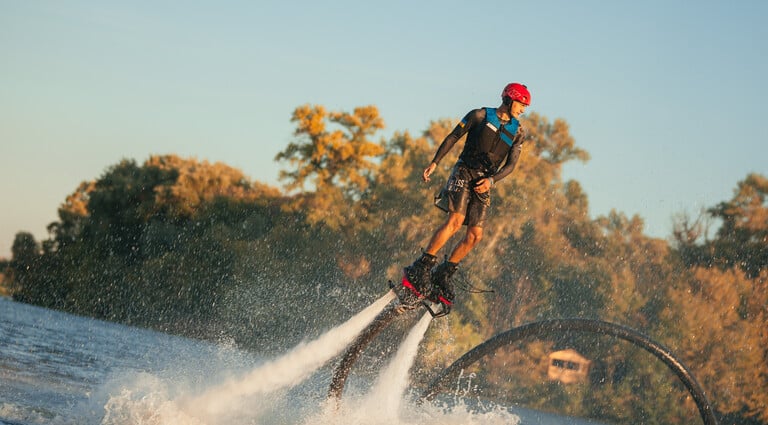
[670,172,768,422]
[275,104,385,231]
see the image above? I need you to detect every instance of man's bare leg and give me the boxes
[447,225,483,263]
[424,212,465,256]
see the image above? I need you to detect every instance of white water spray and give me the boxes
[96,292,524,425]
[185,290,396,420]
[307,311,434,425]
[364,311,433,419]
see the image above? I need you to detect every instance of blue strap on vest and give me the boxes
[485,107,520,147]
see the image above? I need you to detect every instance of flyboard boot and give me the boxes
[392,252,438,311]
[426,260,458,317]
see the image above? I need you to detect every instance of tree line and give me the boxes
[2,104,766,424]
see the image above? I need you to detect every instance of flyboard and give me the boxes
[390,272,453,318]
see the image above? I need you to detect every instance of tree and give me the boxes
[275,104,385,230]
[662,266,768,422]
[0,258,9,296]
[8,232,47,304]
[146,155,280,219]
[674,173,768,278]
[11,231,38,266]
[15,155,284,328]
[708,173,768,278]
[667,174,768,422]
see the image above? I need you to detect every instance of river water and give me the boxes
[0,296,607,425]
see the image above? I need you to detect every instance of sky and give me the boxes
[1,0,767,259]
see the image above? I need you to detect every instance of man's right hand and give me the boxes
[422,163,437,182]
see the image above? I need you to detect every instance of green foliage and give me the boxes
[4,105,767,424]
[674,173,768,278]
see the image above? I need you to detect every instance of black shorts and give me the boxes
[433,164,491,227]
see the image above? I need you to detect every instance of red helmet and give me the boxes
[501,83,531,106]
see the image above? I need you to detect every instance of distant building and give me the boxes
[547,349,591,384]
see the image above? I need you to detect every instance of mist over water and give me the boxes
[92,290,521,425]
[182,291,395,422]
[1,295,527,425]
[95,295,522,425]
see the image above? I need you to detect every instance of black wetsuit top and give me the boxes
[431,107,525,183]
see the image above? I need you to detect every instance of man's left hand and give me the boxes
[474,178,492,193]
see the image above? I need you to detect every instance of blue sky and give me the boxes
[1,0,767,258]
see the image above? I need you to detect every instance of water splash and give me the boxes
[183,290,396,421]
[93,290,522,425]
[361,311,433,420]
[100,373,205,425]
[301,310,519,425]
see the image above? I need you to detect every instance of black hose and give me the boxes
[420,318,718,425]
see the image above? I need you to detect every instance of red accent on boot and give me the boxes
[402,274,424,297]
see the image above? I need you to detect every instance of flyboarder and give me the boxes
[397,83,531,313]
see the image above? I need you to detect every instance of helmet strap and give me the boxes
[501,97,513,117]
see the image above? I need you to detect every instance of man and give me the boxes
[398,82,531,310]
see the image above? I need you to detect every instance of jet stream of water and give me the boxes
[187,290,396,419]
